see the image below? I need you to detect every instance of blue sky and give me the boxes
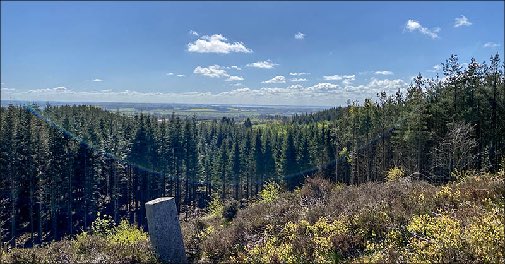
[1,1,503,106]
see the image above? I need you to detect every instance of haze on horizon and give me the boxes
[1,1,504,106]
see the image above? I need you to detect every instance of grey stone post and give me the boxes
[145,197,187,263]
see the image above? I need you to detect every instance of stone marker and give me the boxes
[145,197,187,263]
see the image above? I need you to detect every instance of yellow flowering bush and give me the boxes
[406,214,463,262]
[435,185,462,206]
[386,167,405,182]
[108,220,148,245]
[465,206,504,263]
[259,181,281,203]
[245,217,348,263]
[207,195,224,217]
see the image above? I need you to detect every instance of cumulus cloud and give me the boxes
[92,78,103,82]
[454,15,472,28]
[428,64,443,73]
[291,78,307,82]
[484,42,500,48]
[176,74,185,77]
[246,60,278,69]
[27,86,70,93]
[193,65,229,78]
[262,76,286,84]
[306,82,338,91]
[1,88,15,91]
[289,72,310,76]
[405,19,440,39]
[187,34,252,53]
[294,32,305,40]
[287,84,304,89]
[225,76,244,82]
[323,75,355,81]
[189,30,199,36]
[166,73,174,76]
[5,76,411,107]
[229,65,242,70]
[366,78,406,91]
[374,71,393,75]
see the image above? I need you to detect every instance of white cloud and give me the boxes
[294,32,305,40]
[289,72,310,76]
[1,88,15,91]
[323,74,355,81]
[405,19,440,39]
[323,75,343,81]
[230,87,251,93]
[189,30,199,36]
[367,78,406,90]
[262,76,286,84]
[28,86,70,93]
[225,76,244,82]
[454,15,472,28]
[290,78,307,82]
[92,78,103,82]
[428,64,443,73]
[287,84,304,89]
[374,71,393,75]
[193,65,229,78]
[167,72,185,77]
[187,34,252,54]
[229,65,242,70]
[307,83,338,91]
[484,42,500,48]
[246,60,278,69]
[5,77,412,107]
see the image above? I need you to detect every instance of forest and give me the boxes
[0,54,504,250]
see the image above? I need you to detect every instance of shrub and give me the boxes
[91,212,114,236]
[386,167,405,182]
[222,200,239,221]
[2,219,158,264]
[207,195,224,217]
[244,217,349,263]
[259,181,281,203]
[405,214,463,262]
[465,203,504,263]
[109,220,149,245]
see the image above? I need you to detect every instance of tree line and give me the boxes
[1,54,503,247]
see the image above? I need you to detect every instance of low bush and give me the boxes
[1,215,158,263]
[188,171,504,263]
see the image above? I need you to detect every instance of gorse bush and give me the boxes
[259,181,281,203]
[245,217,349,263]
[207,195,224,217]
[91,212,114,236]
[188,172,504,263]
[1,216,157,263]
[2,172,503,263]
[109,220,149,245]
[386,166,405,182]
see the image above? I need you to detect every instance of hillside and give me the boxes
[2,170,503,263]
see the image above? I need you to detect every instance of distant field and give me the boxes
[185,108,218,112]
[1,100,329,120]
